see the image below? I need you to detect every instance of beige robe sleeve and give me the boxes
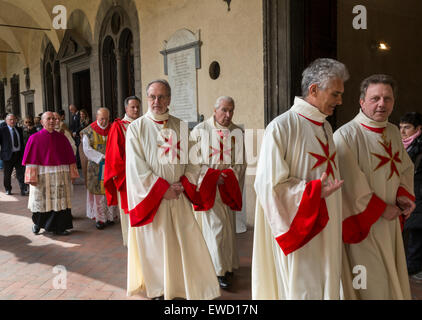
[254,121,326,255]
[125,121,170,227]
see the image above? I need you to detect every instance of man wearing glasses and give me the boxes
[125,79,220,300]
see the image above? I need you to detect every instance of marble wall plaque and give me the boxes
[161,29,201,123]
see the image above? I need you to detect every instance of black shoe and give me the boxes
[5,190,11,195]
[152,295,164,300]
[20,190,26,196]
[225,271,234,279]
[54,230,70,236]
[217,276,230,289]
[96,221,105,230]
[106,220,115,226]
[32,224,40,234]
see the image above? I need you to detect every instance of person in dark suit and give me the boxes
[69,104,81,139]
[69,104,82,169]
[0,114,26,195]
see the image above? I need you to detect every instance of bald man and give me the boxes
[81,108,118,230]
[23,112,78,236]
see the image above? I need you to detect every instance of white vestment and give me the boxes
[252,97,343,300]
[185,116,246,277]
[334,110,414,299]
[125,110,220,300]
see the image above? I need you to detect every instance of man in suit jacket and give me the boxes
[0,114,26,195]
[69,104,82,169]
[69,104,81,138]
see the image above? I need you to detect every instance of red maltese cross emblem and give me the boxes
[209,130,232,162]
[158,132,181,161]
[372,140,401,180]
[309,136,337,179]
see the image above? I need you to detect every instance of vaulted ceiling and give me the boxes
[0,0,63,76]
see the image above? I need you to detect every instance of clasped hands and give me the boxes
[163,182,185,200]
[163,172,228,201]
[382,196,416,221]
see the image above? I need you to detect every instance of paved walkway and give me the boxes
[0,169,251,300]
[0,169,421,300]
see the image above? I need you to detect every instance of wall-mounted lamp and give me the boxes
[223,0,232,11]
[372,41,391,52]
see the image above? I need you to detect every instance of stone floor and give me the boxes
[0,169,421,300]
[0,169,251,300]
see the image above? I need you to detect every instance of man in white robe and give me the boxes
[81,108,118,230]
[252,58,349,300]
[125,79,220,300]
[104,96,141,247]
[334,74,416,299]
[183,96,246,289]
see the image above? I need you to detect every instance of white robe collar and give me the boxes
[123,114,136,123]
[291,97,328,124]
[354,109,388,129]
[146,109,169,122]
[208,116,234,130]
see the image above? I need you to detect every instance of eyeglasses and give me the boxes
[147,95,169,102]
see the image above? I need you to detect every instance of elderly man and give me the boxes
[0,114,26,195]
[125,79,220,300]
[252,58,348,299]
[183,96,246,289]
[104,96,141,246]
[334,74,416,299]
[81,107,118,230]
[22,111,78,236]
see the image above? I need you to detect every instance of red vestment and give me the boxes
[104,118,130,213]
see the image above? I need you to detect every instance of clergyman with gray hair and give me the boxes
[252,58,348,299]
[124,79,220,300]
[183,95,246,289]
[81,107,119,230]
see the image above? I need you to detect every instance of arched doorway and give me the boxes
[119,28,135,100]
[102,35,118,119]
[99,5,137,121]
[43,43,62,112]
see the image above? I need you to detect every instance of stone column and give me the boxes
[115,47,125,117]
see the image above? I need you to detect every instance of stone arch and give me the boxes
[119,28,135,101]
[41,42,62,112]
[102,35,118,118]
[92,0,141,119]
[68,9,93,45]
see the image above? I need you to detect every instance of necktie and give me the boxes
[12,128,18,148]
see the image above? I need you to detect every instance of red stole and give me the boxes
[91,121,111,136]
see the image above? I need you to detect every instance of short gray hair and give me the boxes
[359,74,397,100]
[301,58,349,97]
[124,96,141,108]
[146,79,171,97]
[214,96,235,110]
